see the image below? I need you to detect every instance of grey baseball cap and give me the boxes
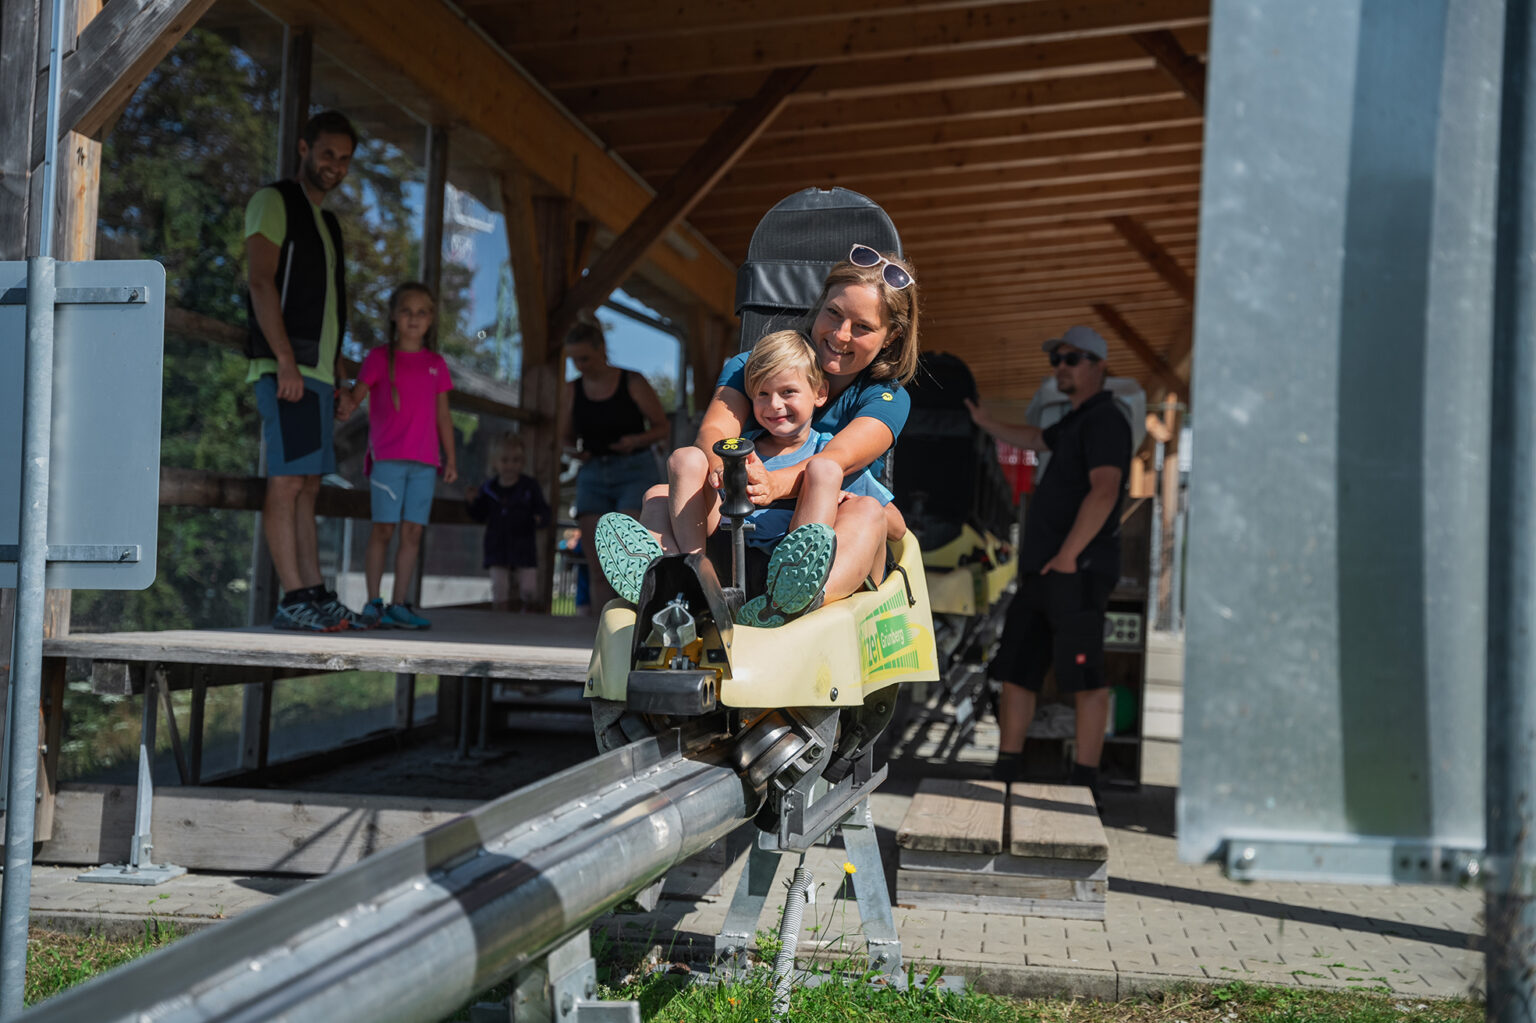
[1041,325,1109,360]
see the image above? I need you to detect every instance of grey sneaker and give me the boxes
[594,513,664,604]
[273,600,345,633]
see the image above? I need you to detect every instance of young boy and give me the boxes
[595,330,902,627]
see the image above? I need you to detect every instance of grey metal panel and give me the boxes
[0,260,164,589]
[1180,0,1496,872]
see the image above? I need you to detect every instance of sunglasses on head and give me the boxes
[849,244,913,291]
[1049,349,1100,368]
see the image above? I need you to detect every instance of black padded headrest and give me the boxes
[735,187,902,352]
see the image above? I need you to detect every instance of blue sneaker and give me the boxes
[736,524,836,628]
[594,513,664,604]
[357,597,388,630]
[383,603,432,630]
[273,600,345,633]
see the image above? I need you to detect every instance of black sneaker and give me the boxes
[315,591,367,631]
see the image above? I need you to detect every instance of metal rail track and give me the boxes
[20,726,754,1022]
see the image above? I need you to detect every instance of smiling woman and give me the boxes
[612,252,921,619]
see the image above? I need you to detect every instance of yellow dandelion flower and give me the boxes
[844,861,857,874]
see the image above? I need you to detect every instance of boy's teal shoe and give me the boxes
[594,513,664,604]
[736,523,836,627]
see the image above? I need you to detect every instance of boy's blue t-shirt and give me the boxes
[744,431,893,549]
[716,350,910,478]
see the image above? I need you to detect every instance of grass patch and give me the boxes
[26,923,181,1006]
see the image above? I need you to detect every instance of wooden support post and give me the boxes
[548,65,811,341]
[1109,215,1196,306]
[0,0,41,260]
[35,658,65,843]
[240,679,274,771]
[394,673,416,732]
[158,672,189,784]
[1091,302,1187,396]
[1131,30,1206,110]
[275,26,312,180]
[503,171,570,610]
[421,124,449,299]
[1157,396,1181,627]
[189,668,206,785]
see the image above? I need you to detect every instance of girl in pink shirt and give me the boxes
[347,282,457,629]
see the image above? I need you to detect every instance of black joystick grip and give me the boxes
[713,437,756,518]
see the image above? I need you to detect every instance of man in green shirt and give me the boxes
[245,110,360,631]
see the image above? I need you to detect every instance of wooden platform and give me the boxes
[895,779,1109,920]
[44,609,599,683]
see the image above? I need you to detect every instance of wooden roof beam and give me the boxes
[255,0,737,319]
[556,28,1210,117]
[549,65,811,340]
[1109,215,1196,304]
[29,0,218,168]
[518,0,1210,88]
[1091,302,1187,394]
[1131,29,1207,109]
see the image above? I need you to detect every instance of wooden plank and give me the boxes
[254,0,737,320]
[898,848,1107,881]
[31,784,480,874]
[1110,215,1196,305]
[43,609,598,683]
[1132,29,1206,109]
[518,0,1210,88]
[157,466,479,524]
[1008,783,1108,861]
[551,64,810,339]
[1092,302,1187,395]
[895,777,1005,854]
[894,869,1087,902]
[34,0,217,166]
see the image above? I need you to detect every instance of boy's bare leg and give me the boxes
[787,456,842,530]
[665,447,720,554]
[824,495,887,601]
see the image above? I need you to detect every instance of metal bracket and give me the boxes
[1225,836,1484,886]
[0,544,140,564]
[509,930,640,1022]
[0,285,149,305]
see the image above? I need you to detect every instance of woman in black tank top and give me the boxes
[559,322,669,612]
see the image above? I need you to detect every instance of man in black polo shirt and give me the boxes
[966,325,1132,802]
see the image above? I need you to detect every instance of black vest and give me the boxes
[245,178,346,367]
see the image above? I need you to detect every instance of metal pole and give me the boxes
[1,256,57,1019]
[36,0,66,260]
[1487,0,1536,1017]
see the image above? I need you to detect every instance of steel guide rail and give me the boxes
[20,727,753,1022]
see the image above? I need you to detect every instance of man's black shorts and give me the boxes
[989,570,1115,693]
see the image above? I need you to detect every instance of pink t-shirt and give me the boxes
[358,347,453,467]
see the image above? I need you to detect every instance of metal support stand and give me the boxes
[469,930,639,1022]
[78,666,186,886]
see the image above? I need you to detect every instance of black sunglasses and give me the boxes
[849,244,913,290]
[1049,350,1100,368]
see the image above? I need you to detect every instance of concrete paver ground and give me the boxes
[23,637,1486,1004]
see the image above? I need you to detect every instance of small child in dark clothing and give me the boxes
[466,433,551,611]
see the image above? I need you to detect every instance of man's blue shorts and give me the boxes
[370,459,437,525]
[574,451,661,517]
[254,375,336,477]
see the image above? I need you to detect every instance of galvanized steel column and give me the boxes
[1487,0,1536,1016]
